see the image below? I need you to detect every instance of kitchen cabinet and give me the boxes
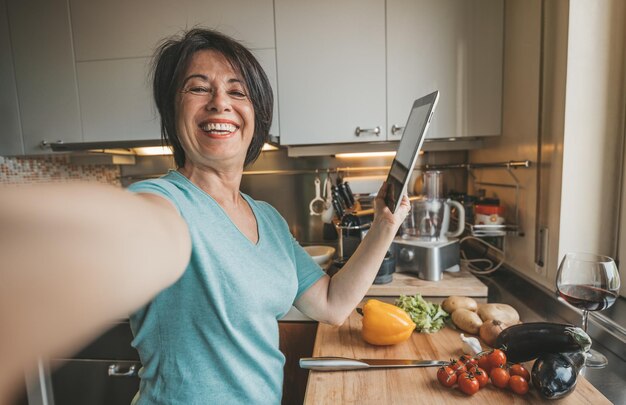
[275,0,503,146]
[275,0,387,145]
[5,0,82,155]
[0,0,278,156]
[387,0,503,140]
[71,0,279,142]
[69,0,274,61]
[278,321,317,405]
[76,58,159,142]
[0,0,22,155]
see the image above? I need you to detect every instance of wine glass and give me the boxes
[556,252,621,368]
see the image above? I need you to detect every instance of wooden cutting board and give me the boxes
[367,270,488,297]
[304,312,610,404]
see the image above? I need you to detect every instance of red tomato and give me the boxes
[509,375,529,395]
[487,349,507,369]
[477,354,492,373]
[459,354,478,368]
[458,373,480,396]
[465,363,480,374]
[436,366,457,388]
[472,367,489,388]
[509,364,530,381]
[449,359,466,374]
[490,367,510,389]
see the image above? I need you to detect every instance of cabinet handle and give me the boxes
[108,364,138,377]
[40,140,64,150]
[391,125,404,135]
[354,126,380,137]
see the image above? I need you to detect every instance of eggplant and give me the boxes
[494,322,591,363]
[532,351,585,400]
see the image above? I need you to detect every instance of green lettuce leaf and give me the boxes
[395,293,450,333]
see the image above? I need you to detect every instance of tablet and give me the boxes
[384,90,440,213]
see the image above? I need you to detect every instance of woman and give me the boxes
[127,28,410,404]
[0,28,409,405]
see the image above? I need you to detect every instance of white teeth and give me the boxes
[201,122,237,133]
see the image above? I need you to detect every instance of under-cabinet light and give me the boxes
[261,143,279,151]
[335,151,397,158]
[133,146,173,156]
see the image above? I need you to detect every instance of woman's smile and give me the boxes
[198,118,241,139]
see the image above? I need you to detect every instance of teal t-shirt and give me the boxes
[127,170,325,404]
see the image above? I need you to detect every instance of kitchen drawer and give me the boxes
[50,359,139,405]
[72,322,139,361]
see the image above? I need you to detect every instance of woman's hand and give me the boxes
[372,181,411,232]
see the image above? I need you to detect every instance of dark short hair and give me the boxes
[152,28,273,168]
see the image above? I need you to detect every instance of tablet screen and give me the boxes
[384,91,439,213]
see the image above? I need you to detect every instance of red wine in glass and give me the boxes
[558,285,618,311]
[556,252,621,368]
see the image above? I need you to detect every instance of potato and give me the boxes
[477,303,520,324]
[442,296,478,314]
[451,308,483,335]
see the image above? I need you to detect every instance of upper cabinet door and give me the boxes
[7,0,82,154]
[0,0,22,156]
[387,0,503,140]
[70,0,274,61]
[76,58,159,142]
[275,0,387,145]
[186,0,275,49]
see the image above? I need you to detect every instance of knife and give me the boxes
[300,357,448,371]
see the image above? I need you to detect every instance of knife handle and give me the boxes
[299,357,369,371]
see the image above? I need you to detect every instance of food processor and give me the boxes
[392,171,464,281]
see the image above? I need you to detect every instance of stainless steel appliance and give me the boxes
[392,171,463,281]
[392,236,460,281]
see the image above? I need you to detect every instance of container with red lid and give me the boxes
[474,204,505,225]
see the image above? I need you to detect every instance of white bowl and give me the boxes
[304,245,335,265]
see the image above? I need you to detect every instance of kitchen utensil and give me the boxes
[338,182,354,208]
[321,174,334,223]
[331,185,348,211]
[331,197,344,219]
[556,252,620,368]
[303,245,335,266]
[309,175,325,216]
[299,357,447,371]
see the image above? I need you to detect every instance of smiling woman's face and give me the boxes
[175,50,255,171]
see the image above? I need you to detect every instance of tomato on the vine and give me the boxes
[509,375,529,395]
[487,349,507,369]
[436,366,457,388]
[449,359,466,375]
[459,354,478,368]
[477,354,492,372]
[490,367,510,389]
[509,364,530,381]
[472,367,489,388]
[458,373,480,396]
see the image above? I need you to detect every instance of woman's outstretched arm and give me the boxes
[0,183,191,404]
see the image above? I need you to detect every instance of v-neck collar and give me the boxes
[169,170,262,247]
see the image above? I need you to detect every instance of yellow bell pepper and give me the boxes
[361,299,416,345]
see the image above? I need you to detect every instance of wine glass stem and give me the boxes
[582,309,589,332]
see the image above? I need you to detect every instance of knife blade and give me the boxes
[299,357,448,371]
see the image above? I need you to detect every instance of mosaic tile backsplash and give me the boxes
[0,155,121,186]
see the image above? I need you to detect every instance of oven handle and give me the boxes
[108,363,138,377]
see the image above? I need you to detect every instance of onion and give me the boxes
[479,319,507,347]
